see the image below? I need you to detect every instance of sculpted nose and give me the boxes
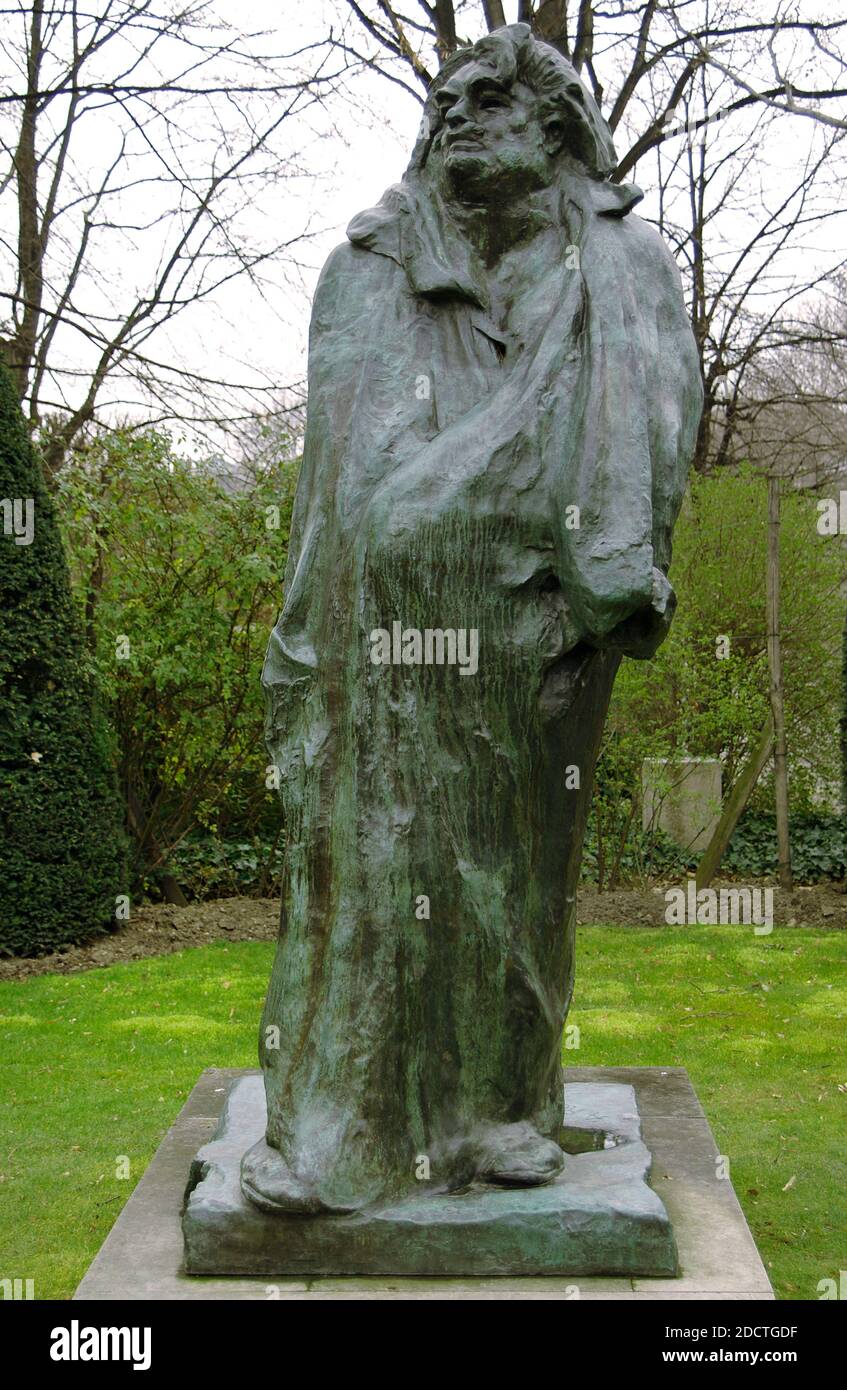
[445,97,474,129]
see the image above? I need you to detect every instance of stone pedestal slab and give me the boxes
[73,1067,774,1301]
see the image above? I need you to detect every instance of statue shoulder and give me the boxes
[622,213,687,303]
[310,240,396,340]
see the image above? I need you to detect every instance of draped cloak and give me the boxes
[251,163,703,1214]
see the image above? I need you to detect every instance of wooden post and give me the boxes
[696,715,774,890]
[767,472,793,890]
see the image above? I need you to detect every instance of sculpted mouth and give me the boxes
[445,136,484,151]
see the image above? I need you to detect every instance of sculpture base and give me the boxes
[74,1067,774,1299]
[181,1075,677,1277]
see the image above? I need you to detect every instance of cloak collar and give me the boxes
[346,174,644,307]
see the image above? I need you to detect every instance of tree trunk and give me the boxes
[834,608,840,889]
[481,1,507,31]
[125,784,188,907]
[11,0,44,405]
[767,472,792,889]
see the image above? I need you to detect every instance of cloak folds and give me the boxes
[246,166,703,1215]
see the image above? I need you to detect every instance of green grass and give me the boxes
[572,928,846,1300]
[0,941,266,1299]
[0,927,844,1299]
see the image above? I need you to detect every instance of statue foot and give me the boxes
[474,1122,565,1188]
[240,1138,357,1215]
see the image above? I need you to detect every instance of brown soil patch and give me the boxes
[2,880,843,981]
[0,897,279,981]
[577,880,847,929]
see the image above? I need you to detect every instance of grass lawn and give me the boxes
[0,926,844,1300]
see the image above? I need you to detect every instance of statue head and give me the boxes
[407,24,617,207]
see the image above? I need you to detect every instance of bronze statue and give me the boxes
[241,23,702,1221]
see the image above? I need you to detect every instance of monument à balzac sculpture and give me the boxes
[183,22,703,1278]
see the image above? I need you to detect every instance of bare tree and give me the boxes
[334,2,847,473]
[0,1,356,471]
[655,70,847,472]
[335,3,847,152]
[331,2,847,884]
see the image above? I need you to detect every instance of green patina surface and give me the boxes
[242,24,702,1228]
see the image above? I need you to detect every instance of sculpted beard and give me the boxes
[433,71,558,205]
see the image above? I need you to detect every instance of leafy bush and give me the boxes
[151,833,285,901]
[723,812,845,882]
[56,429,298,895]
[841,608,847,814]
[589,466,845,884]
[0,364,126,954]
[581,811,844,886]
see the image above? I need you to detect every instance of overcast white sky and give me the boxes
[201,0,423,422]
[2,0,845,455]
[209,0,847,452]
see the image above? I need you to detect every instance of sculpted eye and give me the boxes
[478,94,508,110]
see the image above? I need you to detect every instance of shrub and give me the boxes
[0,365,126,954]
[589,466,845,883]
[153,833,285,901]
[581,812,844,886]
[56,429,298,894]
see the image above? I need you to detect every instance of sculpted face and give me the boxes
[433,60,560,205]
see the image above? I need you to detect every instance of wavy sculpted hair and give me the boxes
[406,22,618,183]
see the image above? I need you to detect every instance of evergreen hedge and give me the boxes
[841,607,847,818]
[0,364,126,954]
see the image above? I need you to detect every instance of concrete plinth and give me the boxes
[642,758,722,853]
[74,1066,774,1301]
